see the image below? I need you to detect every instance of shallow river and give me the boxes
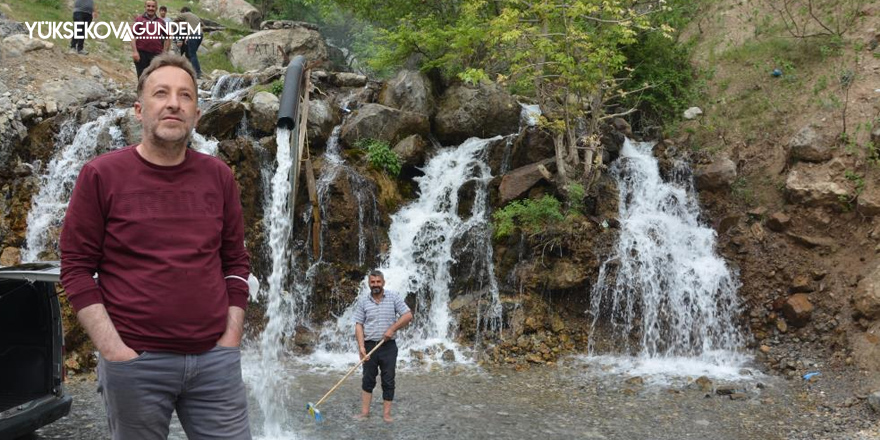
[28,354,880,440]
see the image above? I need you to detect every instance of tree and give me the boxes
[317,0,667,193]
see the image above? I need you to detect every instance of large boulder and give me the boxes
[2,34,52,53]
[392,135,429,168]
[788,125,832,163]
[379,70,435,117]
[197,100,245,141]
[229,27,329,72]
[434,82,520,145]
[306,99,340,148]
[339,104,429,147]
[498,158,556,203]
[694,156,737,190]
[785,160,852,207]
[39,78,107,112]
[855,265,880,320]
[249,91,279,134]
[0,18,27,38]
[781,294,813,327]
[200,0,261,29]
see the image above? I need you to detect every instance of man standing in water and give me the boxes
[354,270,413,422]
[60,54,252,440]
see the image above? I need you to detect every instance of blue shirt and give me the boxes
[353,290,410,341]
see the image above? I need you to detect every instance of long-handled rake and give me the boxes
[306,339,386,422]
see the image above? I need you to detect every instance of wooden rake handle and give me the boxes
[313,339,386,409]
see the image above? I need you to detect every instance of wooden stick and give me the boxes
[313,339,386,409]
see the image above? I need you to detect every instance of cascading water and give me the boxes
[22,109,126,262]
[312,137,503,365]
[246,127,301,439]
[585,138,746,378]
[209,74,257,102]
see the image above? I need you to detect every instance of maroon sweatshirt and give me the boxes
[60,146,250,354]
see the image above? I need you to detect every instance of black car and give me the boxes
[0,262,72,439]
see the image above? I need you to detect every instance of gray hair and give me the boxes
[368,270,384,279]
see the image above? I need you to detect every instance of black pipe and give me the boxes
[277,55,306,129]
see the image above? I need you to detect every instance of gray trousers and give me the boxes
[97,346,251,440]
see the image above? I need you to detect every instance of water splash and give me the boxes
[586,138,745,376]
[22,109,127,262]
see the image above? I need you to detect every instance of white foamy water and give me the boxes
[209,74,257,102]
[22,109,127,262]
[308,137,502,369]
[586,138,747,378]
[246,127,302,439]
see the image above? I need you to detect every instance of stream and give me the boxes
[29,354,880,440]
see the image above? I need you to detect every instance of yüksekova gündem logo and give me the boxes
[25,21,200,41]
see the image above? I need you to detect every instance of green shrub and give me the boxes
[493,195,565,239]
[270,80,285,96]
[356,138,401,176]
[566,183,586,214]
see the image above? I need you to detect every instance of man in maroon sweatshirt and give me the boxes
[60,53,251,440]
[131,0,169,78]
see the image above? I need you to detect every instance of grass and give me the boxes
[5,0,249,71]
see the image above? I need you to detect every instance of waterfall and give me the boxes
[209,74,256,102]
[311,137,502,365]
[247,127,301,438]
[586,138,745,376]
[22,109,127,262]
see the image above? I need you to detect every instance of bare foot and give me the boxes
[352,413,369,421]
[383,414,393,422]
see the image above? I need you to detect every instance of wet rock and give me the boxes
[379,70,435,117]
[766,212,791,232]
[782,294,814,327]
[729,393,748,401]
[391,135,428,169]
[441,349,455,362]
[250,91,280,134]
[625,376,644,386]
[716,385,737,395]
[694,156,736,190]
[434,81,520,145]
[197,100,245,141]
[292,325,317,349]
[695,376,713,392]
[788,125,832,163]
[0,246,20,266]
[498,158,556,203]
[339,103,429,147]
[855,265,880,319]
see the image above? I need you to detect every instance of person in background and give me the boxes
[60,53,252,440]
[130,0,168,78]
[70,0,97,55]
[353,270,412,422]
[176,7,203,79]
